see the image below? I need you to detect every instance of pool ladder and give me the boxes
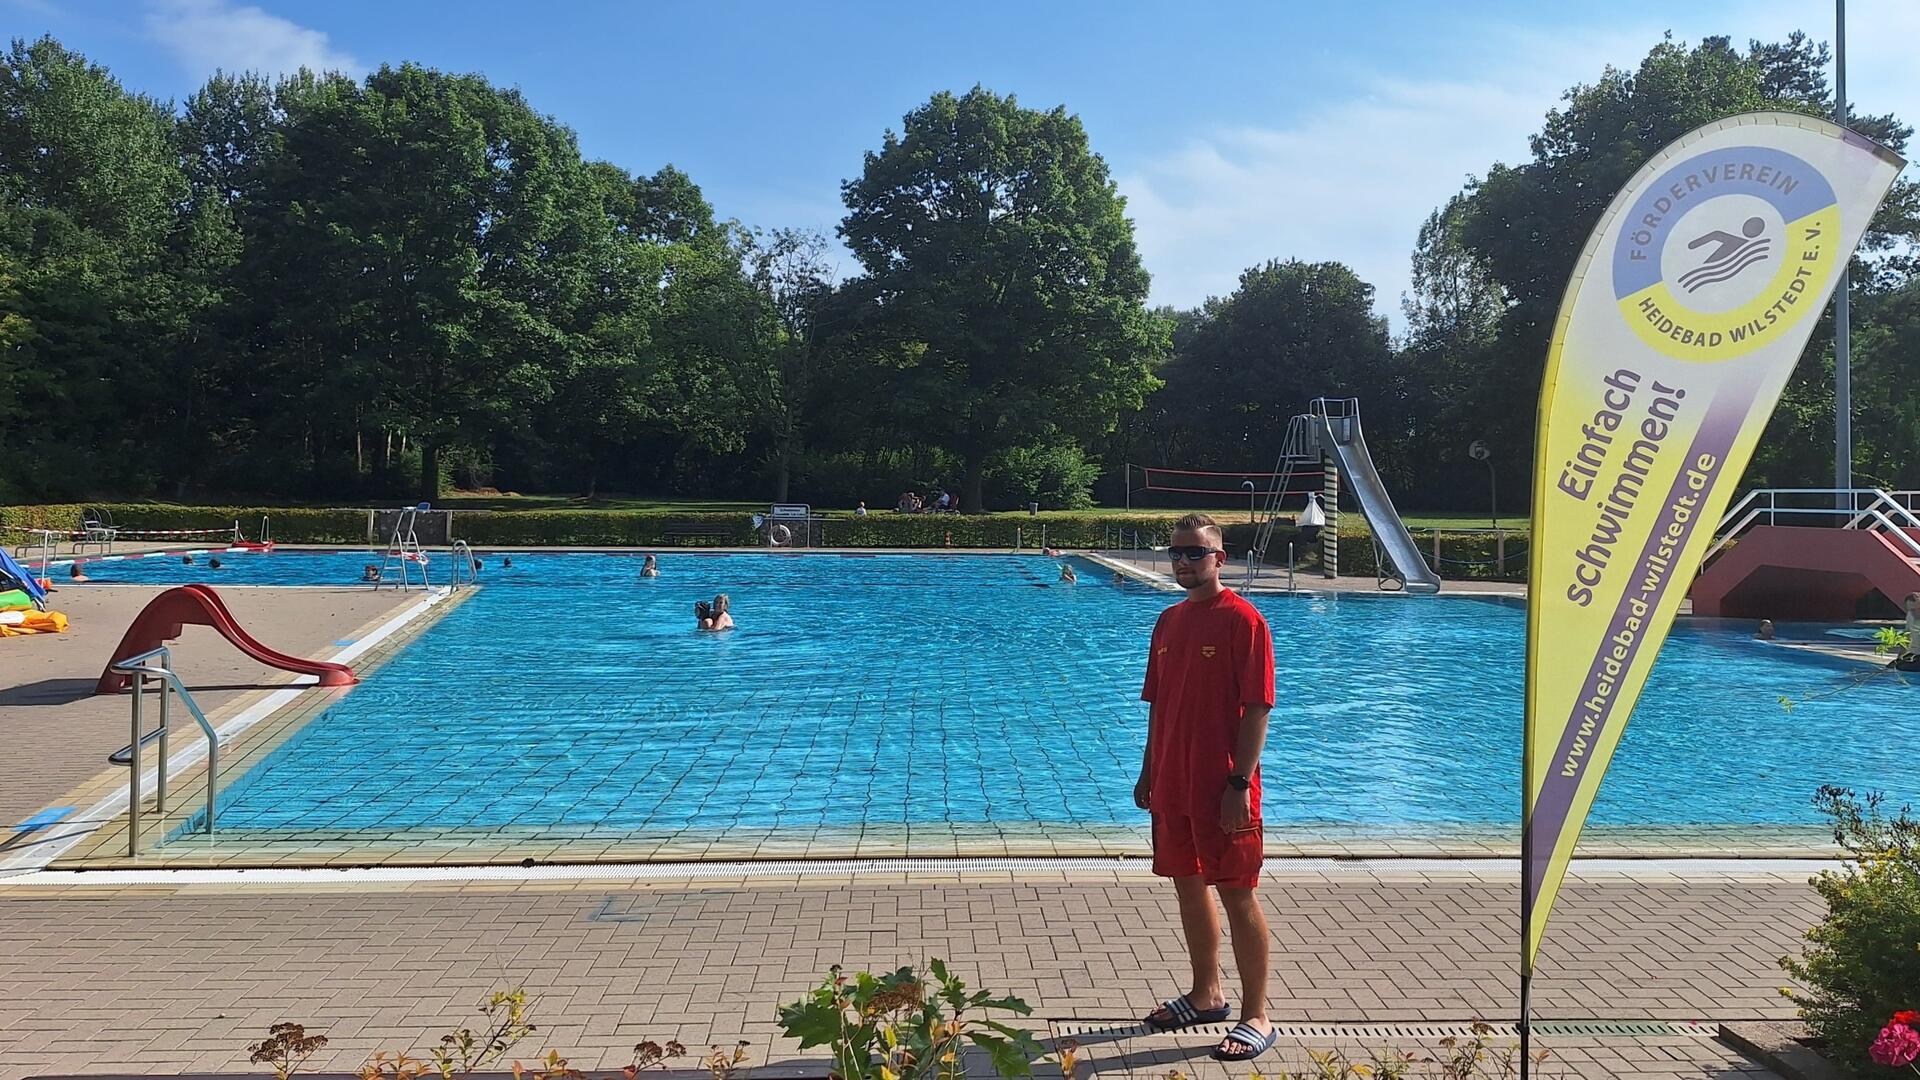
[106,646,220,855]
[450,539,476,589]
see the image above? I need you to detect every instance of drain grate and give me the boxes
[1050,1019,1724,1040]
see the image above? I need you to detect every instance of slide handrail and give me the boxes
[1703,503,1920,565]
[109,646,219,856]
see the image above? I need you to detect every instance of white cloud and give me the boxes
[1120,1,1918,332]
[145,0,359,79]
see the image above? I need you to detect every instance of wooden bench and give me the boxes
[661,521,734,546]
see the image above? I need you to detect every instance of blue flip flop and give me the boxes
[1210,1020,1279,1062]
[1144,994,1232,1031]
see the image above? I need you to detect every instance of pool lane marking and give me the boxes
[0,855,1842,889]
[0,587,454,876]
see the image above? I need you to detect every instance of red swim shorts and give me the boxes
[1151,813,1263,888]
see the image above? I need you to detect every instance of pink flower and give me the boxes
[1871,1021,1920,1067]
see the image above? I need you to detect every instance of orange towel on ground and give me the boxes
[0,610,68,636]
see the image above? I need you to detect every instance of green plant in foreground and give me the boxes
[779,960,1047,1080]
[352,990,538,1079]
[623,1039,751,1080]
[1875,626,1911,656]
[248,1023,330,1079]
[1782,787,1920,1078]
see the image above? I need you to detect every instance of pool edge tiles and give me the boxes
[35,586,478,873]
[45,817,1838,871]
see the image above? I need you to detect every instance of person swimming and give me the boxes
[207,557,224,570]
[181,554,194,565]
[67,561,89,582]
[642,554,659,578]
[1059,563,1077,584]
[1755,619,1776,641]
[502,556,513,568]
[362,564,381,582]
[695,593,734,631]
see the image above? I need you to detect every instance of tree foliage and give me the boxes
[839,86,1166,511]
[1,33,1914,513]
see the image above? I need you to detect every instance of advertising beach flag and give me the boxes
[1523,113,1904,970]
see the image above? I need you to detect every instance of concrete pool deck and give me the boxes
[0,859,1814,1078]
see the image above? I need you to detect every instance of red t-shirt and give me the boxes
[1140,588,1276,820]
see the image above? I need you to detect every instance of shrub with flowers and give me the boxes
[1781,787,1920,1076]
[1871,1011,1920,1070]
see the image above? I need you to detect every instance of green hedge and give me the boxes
[452,510,1172,549]
[449,511,757,547]
[0,504,1175,550]
[1332,531,1528,583]
[0,504,365,544]
[0,505,1526,577]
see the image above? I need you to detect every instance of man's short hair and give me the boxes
[1170,512,1223,542]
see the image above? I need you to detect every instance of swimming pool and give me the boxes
[85,550,1915,841]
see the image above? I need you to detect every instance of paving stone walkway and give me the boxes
[0,864,1820,1079]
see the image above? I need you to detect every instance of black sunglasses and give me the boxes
[1166,546,1222,563]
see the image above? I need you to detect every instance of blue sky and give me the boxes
[8,0,1917,330]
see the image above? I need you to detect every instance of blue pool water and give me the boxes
[85,550,1915,835]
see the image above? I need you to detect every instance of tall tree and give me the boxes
[839,86,1166,511]
[241,64,600,497]
[1444,34,1919,501]
[0,36,195,495]
[1147,260,1396,473]
[745,227,839,501]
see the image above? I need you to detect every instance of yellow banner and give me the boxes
[1523,113,1903,971]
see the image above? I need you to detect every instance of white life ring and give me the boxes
[769,523,792,546]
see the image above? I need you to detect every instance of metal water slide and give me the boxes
[1310,398,1442,594]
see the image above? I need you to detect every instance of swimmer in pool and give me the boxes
[1059,563,1077,584]
[642,554,659,578]
[695,593,734,631]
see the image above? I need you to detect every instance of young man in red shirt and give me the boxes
[1137,512,1277,1061]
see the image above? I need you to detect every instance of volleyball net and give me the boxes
[1125,463,1323,501]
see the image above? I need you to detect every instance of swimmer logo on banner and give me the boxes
[1523,113,1903,971]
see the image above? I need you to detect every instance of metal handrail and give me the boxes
[1703,504,1920,565]
[450,540,476,589]
[109,646,219,855]
[1717,487,1916,530]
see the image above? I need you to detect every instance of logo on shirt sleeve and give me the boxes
[1200,645,1216,658]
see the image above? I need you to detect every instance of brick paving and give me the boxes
[0,865,1819,1078]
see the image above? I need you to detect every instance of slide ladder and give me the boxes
[1309,398,1441,594]
[96,584,357,694]
[1245,414,1319,589]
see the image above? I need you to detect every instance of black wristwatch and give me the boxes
[1226,774,1252,792]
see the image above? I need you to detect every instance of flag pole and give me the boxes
[1521,517,1539,1079]
[1520,781,1535,1079]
